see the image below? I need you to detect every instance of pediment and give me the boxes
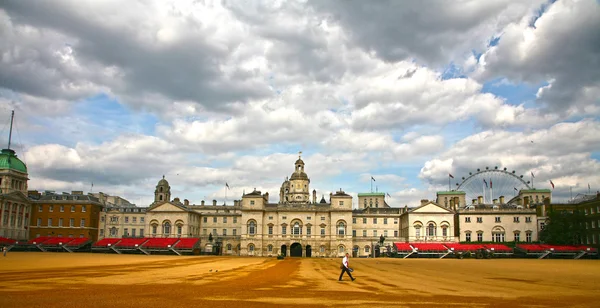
[410,202,454,214]
[149,202,187,212]
[4,191,31,203]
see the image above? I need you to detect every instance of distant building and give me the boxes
[29,191,103,241]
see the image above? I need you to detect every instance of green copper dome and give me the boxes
[0,149,27,173]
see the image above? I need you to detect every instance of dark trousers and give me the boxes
[339,266,354,280]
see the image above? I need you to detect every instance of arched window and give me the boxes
[249,244,255,252]
[227,244,232,251]
[337,221,346,235]
[248,221,256,235]
[427,223,436,237]
[163,222,171,235]
[152,225,158,235]
[268,244,273,252]
[414,225,421,238]
[110,227,117,237]
[160,187,163,192]
[159,195,163,201]
[338,245,345,253]
[442,226,448,237]
[365,245,370,253]
[293,222,301,235]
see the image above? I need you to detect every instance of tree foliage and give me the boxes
[539,209,586,245]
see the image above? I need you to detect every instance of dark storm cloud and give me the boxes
[305,0,539,67]
[0,0,271,112]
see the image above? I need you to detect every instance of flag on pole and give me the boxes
[531,172,535,178]
[550,180,554,189]
[226,183,230,189]
[386,193,391,198]
[589,183,591,190]
[483,179,488,188]
[449,174,454,179]
[371,176,376,182]
[514,187,518,191]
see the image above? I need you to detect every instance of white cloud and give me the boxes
[474,0,600,115]
[420,119,600,200]
[0,1,597,209]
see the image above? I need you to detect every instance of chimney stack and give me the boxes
[213,200,217,206]
[420,199,429,206]
[499,196,505,204]
[472,198,477,204]
[493,199,498,204]
[201,200,205,206]
[477,196,483,204]
[184,199,189,206]
[313,189,317,204]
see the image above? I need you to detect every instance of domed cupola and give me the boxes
[154,175,171,203]
[283,152,310,203]
[0,111,29,194]
[290,151,309,181]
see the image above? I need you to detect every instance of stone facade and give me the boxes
[400,201,456,242]
[457,205,537,242]
[29,192,103,241]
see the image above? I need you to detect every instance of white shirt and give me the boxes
[342,255,349,268]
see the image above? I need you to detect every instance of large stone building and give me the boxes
[0,147,31,240]
[105,155,458,257]
[60,155,574,255]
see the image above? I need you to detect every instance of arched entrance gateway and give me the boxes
[290,243,303,257]
[306,245,312,257]
[281,245,287,257]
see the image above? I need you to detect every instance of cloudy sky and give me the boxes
[1,0,599,207]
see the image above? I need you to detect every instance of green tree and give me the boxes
[539,209,586,245]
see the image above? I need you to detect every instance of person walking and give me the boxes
[339,253,355,281]
[2,246,7,257]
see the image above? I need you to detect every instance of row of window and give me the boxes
[150,222,183,236]
[414,224,450,237]
[351,230,398,237]
[102,227,145,237]
[464,231,533,242]
[203,216,238,224]
[352,217,398,225]
[464,216,533,223]
[36,218,86,227]
[248,221,349,236]
[245,244,339,254]
[1,212,27,227]
[102,216,145,223]
[202,228,237,236]
[585,207,600,215]
[10,179,26,191]
[35,233,86,238]
[38,205,87,213]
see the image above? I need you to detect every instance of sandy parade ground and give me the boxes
[1,252,600,307]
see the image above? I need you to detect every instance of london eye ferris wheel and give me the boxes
[455,167,531,205]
